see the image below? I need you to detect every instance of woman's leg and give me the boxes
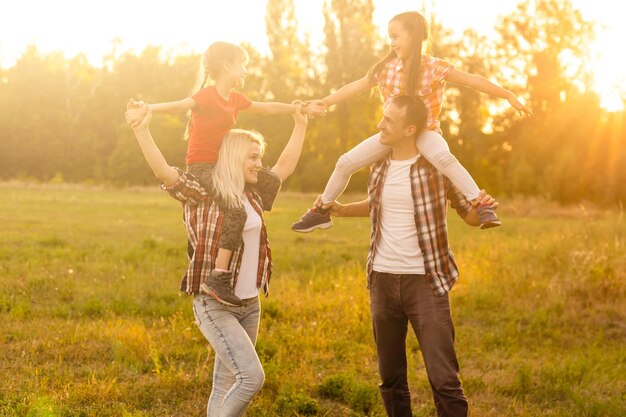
[416,130,480,200]
[193,295,264,417]
[321,132,390,204]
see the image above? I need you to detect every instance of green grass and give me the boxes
[0,182,624,416]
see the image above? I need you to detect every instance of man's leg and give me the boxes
[405,275,468,417]
[370,271,413,417]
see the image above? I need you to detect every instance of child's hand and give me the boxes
[292,101,308,126]
[125,99,151,130]
[125,99,150,128]
[303,99,328,118]
[508,95,532,117]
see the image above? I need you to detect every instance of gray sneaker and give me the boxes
[477,205,501,229]
[291,207,333,233]
[201,270,243,307]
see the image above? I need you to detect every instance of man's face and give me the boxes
[377,103,409,146]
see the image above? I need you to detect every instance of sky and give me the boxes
[1,0,624,109]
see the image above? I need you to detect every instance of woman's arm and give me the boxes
[270,104,308,182]
[126,98,196,127]
[446,69,532,116]
[126,100,180,186]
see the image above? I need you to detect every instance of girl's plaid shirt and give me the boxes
[374,54,454,134]
[162,167,281,296]
[367,155,472,296]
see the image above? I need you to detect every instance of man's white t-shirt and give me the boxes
[372,155,426,274]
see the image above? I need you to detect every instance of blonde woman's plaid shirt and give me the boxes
[162,168,279,296]
[374,55,454,134]
[367,154,472,296]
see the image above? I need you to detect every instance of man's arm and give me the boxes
[454,189,498,226]
[324,198,369,217]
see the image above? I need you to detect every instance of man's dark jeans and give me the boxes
[369,271,468,417]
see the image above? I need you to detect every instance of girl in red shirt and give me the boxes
[127,42,324,307]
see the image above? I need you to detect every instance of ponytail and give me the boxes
[368,11,429,97]
[183,42,248,141]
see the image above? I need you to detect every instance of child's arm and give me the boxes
[247,101,297,115]
[446,69,532,117]
[126,98,196,128]
[247,101,327,118]
[319,75,375,108]
[126,100,180,186]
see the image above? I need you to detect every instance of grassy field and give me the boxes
[0,182,624,417]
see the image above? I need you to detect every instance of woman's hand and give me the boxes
[303,99,328,118]
[126,99,151,130]
[292,101,309,127]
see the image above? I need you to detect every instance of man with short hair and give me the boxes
[328,95,498,417]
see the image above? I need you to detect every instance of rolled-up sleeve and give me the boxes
[161,168,209,206]
[446,180,472,219]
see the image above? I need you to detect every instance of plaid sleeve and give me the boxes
[253,167,282,211]
[445,178,473,219]
[431,57,454,84]
[161,167,210,205]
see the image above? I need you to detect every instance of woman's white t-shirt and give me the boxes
[234,196,262,299]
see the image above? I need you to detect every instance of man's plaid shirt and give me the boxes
[374,54,454,134]
[162,167,281,296]
[367,154,472,296]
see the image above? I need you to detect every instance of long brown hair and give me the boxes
[367,12,429,96]
[184,42,249,140]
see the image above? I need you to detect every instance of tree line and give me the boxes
[0,0,624,204]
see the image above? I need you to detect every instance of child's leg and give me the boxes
[416,130,480,200]
[416,131,500,228]
[321,132,390,205]
[187,163,247,270]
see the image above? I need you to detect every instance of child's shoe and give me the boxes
[477,204,501,229]
[201,270,243,307]
[291,207,333,233]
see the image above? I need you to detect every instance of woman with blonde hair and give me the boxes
[127,99,308,416]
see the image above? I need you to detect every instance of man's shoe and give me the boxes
[477,205,501,229]
[291,207,333,233]
[201,270,243,307]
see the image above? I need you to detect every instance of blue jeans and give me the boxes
[192,294,263,417]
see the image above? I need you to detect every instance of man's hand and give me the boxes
[472,189,499,210]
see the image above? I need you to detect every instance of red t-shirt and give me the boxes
[186,86,252,164]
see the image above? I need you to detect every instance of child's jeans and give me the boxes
[192,294,263,417]
[188,163,247,252]
[321,130,481,204]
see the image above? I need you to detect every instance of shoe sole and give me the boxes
[480,220,502,229]
[291,220,333,233]
[200,284,242,307]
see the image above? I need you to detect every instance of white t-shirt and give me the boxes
[234,196,262,299]
[372,155,426,274]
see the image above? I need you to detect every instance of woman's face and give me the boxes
[388,19,412,60]
[243,142,263,184]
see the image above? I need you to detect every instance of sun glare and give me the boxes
[590,31,626,112]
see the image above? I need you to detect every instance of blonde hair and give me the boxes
[211,129,266,209]
[184,42,250,140]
